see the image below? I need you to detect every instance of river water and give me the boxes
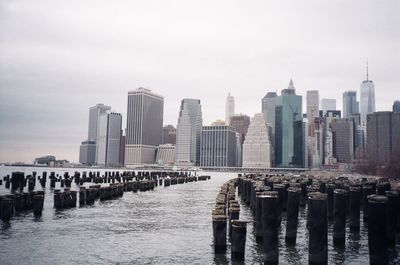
[0,166,399,264]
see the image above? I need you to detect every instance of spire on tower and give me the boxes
[366,58,369,81]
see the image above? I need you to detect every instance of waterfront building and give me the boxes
[343,91,359,118]
[119,130,125,167]
[292,119,308,168]
[200,125,237,167]
[88,103,111,142]
[79,140,96,166]
[275,79,303,168]
[97,112,122,167]
[242,113,272,168]
[162,125,176,145]
[306,90,320,168]
[175,99,202,166]
[125,88,164,165]
[156,144,175,166]
[225,93,235,125]
[367,111,400,165]
[230,114,250,144]
[262,92,277,148]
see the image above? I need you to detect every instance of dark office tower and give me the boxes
[119,129,125,167]
[125,88,164,166]
[331,119,354,163]
[163,125,177,145]
[393,100,400,113]
[200,125,237,167]
[367,112,400,165]
[275,79,303,168]
[343,91,359,118]
[292,120,308,168]
[230,114,251,144]
[262,92,277,146]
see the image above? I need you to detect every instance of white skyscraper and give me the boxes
[97,112,122,167]
[360,63,375,125]
[125,88,164,166]
[175,98,202,166]
[225,93,235,125]
[306,91,320,122]
[242,113,271,168]
[306,90,320,169]
[88,103,111,141]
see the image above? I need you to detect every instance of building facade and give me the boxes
[79,140,96,166]
[360,68,375,125]
[125,88,164,165]
[225,93,235,125]
[162,125,177,145]
[331,118,354,163]
[175,99,202,166]
[97,112,122,167]
[275,79,303,168]
[156,144,175,166]
[262,92,277,149]
[200,125,237,167]
[242,113,272,168]
[367,112,400,165]
[393,100,400,113]
[88,103,111,142]
[343,91,359,118]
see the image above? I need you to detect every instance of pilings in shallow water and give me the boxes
[231,220,247,261]
[368,195,388,265]
[333,189,348,246]
[261,193,280,265]
[385,190,399,247]
[348,187,361,230]
[308,192,328,265]
[285,187,301,244]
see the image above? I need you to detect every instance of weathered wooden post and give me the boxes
[285,187,301,244]
[261,194,280,265]
[308,192,328,265]
[385,190,398,247]
[212,215,227,253]
[333,189,348,246]
[231,220,247,261]
[349,187,361,230]
[32,194,44,217]
[368,195,388,265]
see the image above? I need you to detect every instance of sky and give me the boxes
[0,0,399,163]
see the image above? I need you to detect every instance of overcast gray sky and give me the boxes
[0,0,399,163]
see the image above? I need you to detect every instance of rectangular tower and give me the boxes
[125,88,164,165]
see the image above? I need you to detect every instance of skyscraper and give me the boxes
[79,140,96,166]
[200,125,237,167]
[156,144,175,166]
[360,63,375,125]
[367,112,400,165]
[175,98,202,166]
[343,91,359,118]
[331,118,354,163]
[125,88,164,165]
[262,92,277,149]
[88,103,111,141]
[225,93,235,125]
[393,100,400,113]
[306,90,319,123]
[97,112,122,167]
[242,113,272,168]
[275,79,303,168]
[321,99,337,115]
[230,114,250,144]
[162,125,177,145]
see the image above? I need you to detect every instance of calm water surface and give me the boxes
[0,166,399,264]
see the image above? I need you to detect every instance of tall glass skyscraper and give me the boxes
[97,112,122,167]
[360,64,375,125]
[175,98,202,166]
[125,88,164,165]
[275,79,303,168]
[343,91,359,118]
[262,92,277,150]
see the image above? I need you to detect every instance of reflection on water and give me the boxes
[0,166,399,264]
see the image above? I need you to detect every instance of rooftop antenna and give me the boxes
[366,58,369,81]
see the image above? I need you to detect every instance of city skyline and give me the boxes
[1,0,399,163]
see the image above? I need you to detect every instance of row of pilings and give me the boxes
[212,178,249,262]
[233,174,400,265]
[0,170,210,222]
